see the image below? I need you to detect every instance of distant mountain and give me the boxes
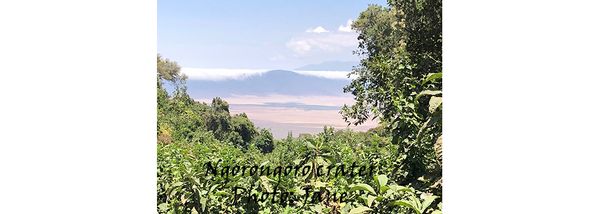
[295,61,358,71]
[185,70,350,98]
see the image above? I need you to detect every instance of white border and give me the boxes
[445,0,600,213]
[0,0,156,213]
[1,0,599,213]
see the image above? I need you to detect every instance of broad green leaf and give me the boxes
[350,183,376,195]
[348,206,372,214]
[374,174,388,191]
[389,184,414,193]
[422,72,442,85]
[391,200,420,214]
[412,194,422,211]
[420,193,439,212]
[366,195,377,207]
[380,185,390,194]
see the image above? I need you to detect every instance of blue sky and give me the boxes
[158,1,386,137]
[158,0,387,70]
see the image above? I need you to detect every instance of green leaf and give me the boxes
[200,197,207,212]
[391,200,420,214]
[422,72,442,85]
[259,161,270,168]
[350,183,377,195]
[349,206,372,214]
[158,203,169,212]
[214,190,228,196]
[366,195,377,207]
[380,185,390,194]
[305,140,316,149]
[389,184,414,193]
[416,90,442,101]
[374,174,388,191]
[420,193,439,213]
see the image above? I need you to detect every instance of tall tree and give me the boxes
[342,0,442,188]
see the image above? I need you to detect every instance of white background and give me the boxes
[0,0,599,213]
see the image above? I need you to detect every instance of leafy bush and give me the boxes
[157,0,443,212]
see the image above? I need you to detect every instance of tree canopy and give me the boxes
[342,0,442,188]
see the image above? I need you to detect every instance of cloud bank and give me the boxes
[287,19,358,55]
[182,68,271,81]
[286,33,357,55]
[181,67,353,81]
[292,70,350,79]
[338,19,354,32]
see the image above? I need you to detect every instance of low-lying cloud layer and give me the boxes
[181,67,351,81]
[181,68,271,81]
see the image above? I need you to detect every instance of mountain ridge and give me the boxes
[184,69,351,99]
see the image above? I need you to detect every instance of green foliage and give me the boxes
[157,0,443,212]
[157,55,264,149]
[253,128,275,153]
[158,124,444,213]
[341,0,442,191]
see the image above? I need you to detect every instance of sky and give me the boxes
[158,0,387,70]
[158,1,387,137]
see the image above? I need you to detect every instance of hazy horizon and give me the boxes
[185,68,379,138]
[159,0,385,137]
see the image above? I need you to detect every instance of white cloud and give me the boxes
[305,26,329,33]
[338,19,354,32]
[285,20,359,55]
[286,33,358,55]
[181,68,270,81]
[292,70,351,79]
[181,67,355,81]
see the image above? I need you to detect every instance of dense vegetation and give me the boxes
[157,0,442,213]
